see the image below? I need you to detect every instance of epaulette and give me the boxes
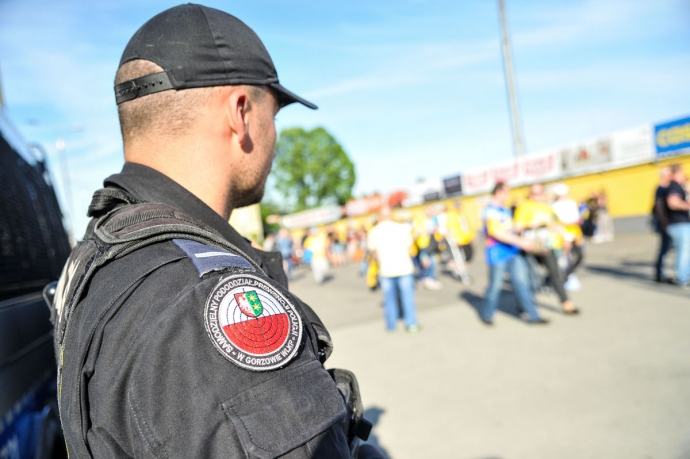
[173,239,254,276]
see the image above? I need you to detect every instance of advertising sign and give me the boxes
[345,195,383,217]
[281,205,343,229]
[490,160,520,184]
[461,150,561,196]
[519,149,561,183]
[561,137,612,173]
[610,125,654,162]
[655,115,690,156]
[404,178,444,207]
[386,190,408,208]
[461,166,492,195]
[443,175,463,197]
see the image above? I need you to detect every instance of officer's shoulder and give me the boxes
[115,238,262,297]
[133,239,310,373]
[170,238,256,277]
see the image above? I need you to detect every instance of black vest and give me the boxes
[50,188,369,458]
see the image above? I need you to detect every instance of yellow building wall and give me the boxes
[540,156,690,218]
[395,156,690,233]
[290,155,690,237]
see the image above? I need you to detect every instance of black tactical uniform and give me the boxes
[51,163,361,458]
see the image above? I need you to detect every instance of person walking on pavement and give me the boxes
[276,227,295,279]
[665,164,690,289]
[479,182,549,326]
[440,199,476,276]
[304,227,330,284]
[368,208,421,333]
[653,166,673,283]
[412,207,442,290]
[552,184,585,291]
[514,184,579,315]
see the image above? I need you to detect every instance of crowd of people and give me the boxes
[480,181,584,325]
[263,180,616,330]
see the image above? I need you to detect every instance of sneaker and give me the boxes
[422,278,443,290]
[564,274,581,291]
[527,318,550,325]
[406,325,422,334]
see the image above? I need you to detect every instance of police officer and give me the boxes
[50,4,377,457]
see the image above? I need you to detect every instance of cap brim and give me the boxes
[271,83,318,110]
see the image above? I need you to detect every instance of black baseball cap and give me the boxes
[114,3,317,109]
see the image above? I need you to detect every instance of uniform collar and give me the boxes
[104,162,264,268]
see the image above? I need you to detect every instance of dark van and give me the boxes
[0,110,70,459]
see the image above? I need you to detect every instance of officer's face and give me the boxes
[233,87,279,208]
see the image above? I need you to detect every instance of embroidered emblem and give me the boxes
[204,274,302,371]
[173,239,254,276]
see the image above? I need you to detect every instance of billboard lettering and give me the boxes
[655,116,690,155]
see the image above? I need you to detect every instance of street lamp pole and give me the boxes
[498,0,525,158]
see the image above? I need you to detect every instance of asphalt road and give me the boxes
[290,233,690,459]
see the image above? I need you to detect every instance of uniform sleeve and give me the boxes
[109,265,349,458]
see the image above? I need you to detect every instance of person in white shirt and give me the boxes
[551,184,585,290]
[368,208,421,333]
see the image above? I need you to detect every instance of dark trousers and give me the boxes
[655,231,672,280]
[534,251,568,303]
[566,244,584,278]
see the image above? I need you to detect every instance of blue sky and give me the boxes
[1,0,689,237]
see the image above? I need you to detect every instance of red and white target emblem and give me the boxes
[204,274,302,371]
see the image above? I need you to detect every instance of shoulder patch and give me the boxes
[173,239,254,276]
[204,273,303,371]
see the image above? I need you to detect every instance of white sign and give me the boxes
[281,205,343,229]
[560,136,612,173]
[461,165,493,195]
[610,124,654,162]
[518,149,561,183]
[403,178,444,207]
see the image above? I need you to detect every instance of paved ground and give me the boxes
[290,233,690,459]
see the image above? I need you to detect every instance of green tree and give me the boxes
[272,127,355,212]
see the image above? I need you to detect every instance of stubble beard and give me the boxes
[232,179,266,209]
[231,160,272,210]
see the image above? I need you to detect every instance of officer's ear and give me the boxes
[226,87,251,150]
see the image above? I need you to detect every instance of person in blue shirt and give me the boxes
[480,182,549,326]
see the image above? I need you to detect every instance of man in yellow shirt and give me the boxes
[514,184,579,315]
[444,200,476,262]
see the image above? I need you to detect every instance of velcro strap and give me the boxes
[115,71,174,105]
[87,187,138,217]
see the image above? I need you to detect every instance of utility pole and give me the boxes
[498,0,525,158]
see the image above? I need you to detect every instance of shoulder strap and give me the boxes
[93,202,263,272]
[53,189,265,348]
[57,187,334,360]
